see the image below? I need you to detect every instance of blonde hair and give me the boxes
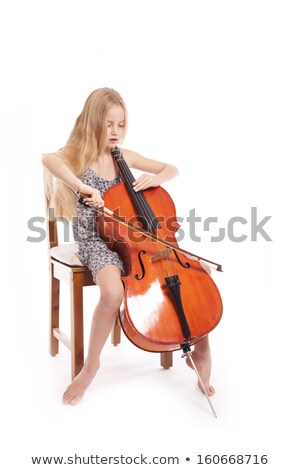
[44,88,128,220]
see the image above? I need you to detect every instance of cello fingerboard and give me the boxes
[111,146,161,232]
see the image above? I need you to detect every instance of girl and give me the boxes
[42,87,214,406]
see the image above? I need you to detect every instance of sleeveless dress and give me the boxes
[73,168,124,283]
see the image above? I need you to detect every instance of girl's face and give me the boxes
[105,105,126,149]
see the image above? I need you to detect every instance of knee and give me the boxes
[99,284,124,311]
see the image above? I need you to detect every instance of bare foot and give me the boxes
[186,345,215,397]
[62,366,99,406]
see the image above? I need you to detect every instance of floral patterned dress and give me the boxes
[73,168,124,283]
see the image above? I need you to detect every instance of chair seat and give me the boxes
[50,243,84,266]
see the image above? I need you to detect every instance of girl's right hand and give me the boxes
[78,183,104,208]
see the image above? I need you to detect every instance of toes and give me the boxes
[63,394,72,405]
[63,388,76,405]
[70,395,82,406]
[62,391,70,404]
[63,394,79,406]
[63,386,83,406]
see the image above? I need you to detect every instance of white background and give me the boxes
[0,1,299,468]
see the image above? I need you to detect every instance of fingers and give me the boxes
[132,174,156,192]
[84,197,104,208]
[82,188,104,208]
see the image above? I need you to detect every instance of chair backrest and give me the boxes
[43,168,58,250]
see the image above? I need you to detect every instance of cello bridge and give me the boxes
[150,248,172,263]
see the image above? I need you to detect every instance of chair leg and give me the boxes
[70,272,84,380]
[111,315,121,346]
[49,263,60,356]
[160,351,173,369]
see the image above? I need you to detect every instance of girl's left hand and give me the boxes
[132,173,159,192]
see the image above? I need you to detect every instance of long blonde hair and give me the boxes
[44,88,128,220]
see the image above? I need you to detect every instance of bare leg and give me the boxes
[186,335,215,396]
[63,265,123,405]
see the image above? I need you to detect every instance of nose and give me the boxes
[111,126,118,135]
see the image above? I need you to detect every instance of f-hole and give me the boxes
[134,250,146,280]
[173,250,190,269]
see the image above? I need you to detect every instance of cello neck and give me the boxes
[111,146,161,232]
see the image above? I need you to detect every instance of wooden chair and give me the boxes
[44,175,173,380]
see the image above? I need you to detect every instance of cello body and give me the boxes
[97,181,223,353]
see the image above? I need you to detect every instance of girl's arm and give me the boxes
[42,151,83,192]
[123,149,178,192]
[42,151,104,208]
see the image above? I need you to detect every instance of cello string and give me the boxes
[112,149,172,258]
[117,157,168,249]
[118,159,156,229]
[113,151,182,278]
[121,157,177,276]
[115,156,172,275]
[98,206,221,271]
[118,158,176,277]
[115,150,162,232]
[117,154,162,231]
[83,189,222,273]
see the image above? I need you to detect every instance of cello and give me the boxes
[80,146,223,416]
